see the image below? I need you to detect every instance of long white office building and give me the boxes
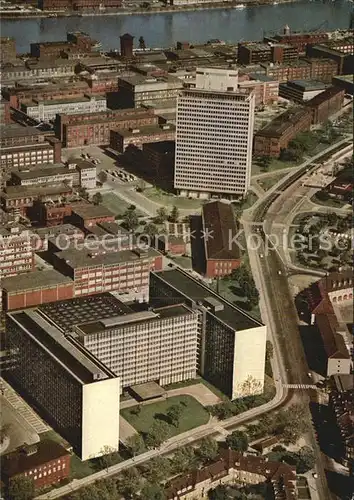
[174,67,255,199]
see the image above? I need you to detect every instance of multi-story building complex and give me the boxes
[333,75,354,96]
[303,270,353,377]
[1,441,71,490]
[21,95,107,123]
[237,41,298,65]
[109,124,176,153]
[31,201,73,227]
[326,38,354,55]
[4,308,120,460]
[253,107,312,157]
[38,0,122,10]
[174,68,255,199]
[279,80,329,102]
[30,32,97,58]
[0,224,36,278]
[306,86,345,125]
[0,124,62,186]
[0,184,72,216]
[306,44,353,75]
[329,374,354,469]
[1,269,74,312]
[52,245,162,302]
[0,37,16,63]
[200,201,241,278]
[150,268,266,399]
[238,74,279,107]
[1,60,77,86]
[262,58,338,83]
[264,25,329,53]
[55,108,159,147]
[166,448,297,499]
[117,74,184,108]
[75,303,198,391]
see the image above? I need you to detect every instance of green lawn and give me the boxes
[143,187,206,210]
[121,395,209,437]
[251,158,299,175]
[101,192,144,217]
[256,173,287,192]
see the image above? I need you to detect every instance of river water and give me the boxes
[1,0,352,54]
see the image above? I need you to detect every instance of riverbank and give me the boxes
[0,0,299,19]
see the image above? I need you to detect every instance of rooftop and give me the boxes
[151,268,261,332]
[2,270,72,293]
[71,203,115,220]
[0,123,43,139]
[25,95,106,107]
[287,79,328,91]
[306,85,344,107]
[255,107,310,137]
[33,224,84,239]
[1,184,72,200]
[9,309,115,384]
[202,201,240,261]
[12,165,71,180]
[331,374,354,393]
[1,440,69,478]
[39,293,132,333]
[76,303,194,335]
[54,246,159,269]
[118,74,183,88]
[115,124,175,138]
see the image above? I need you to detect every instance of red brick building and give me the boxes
[1,184,72,216]
[157,235,186,256]
[39,0,122,10]
[262,58,338,83]
[264,27,329,53]
[201,201,241,279]
[2,270,74,311]
[1,441,71,490]
[306,86,345,124]
[30,200,73,227]
[0,37,16,63]
[55,108,159,147]
[254,107,312,157]
[110,124,176,153]
[70,203,115,229]
[0,99,11,125]
[238,41,298,65]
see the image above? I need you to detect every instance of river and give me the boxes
[1,0,352,54]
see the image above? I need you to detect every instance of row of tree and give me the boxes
[229,263,259,308]
[122,205,180,232]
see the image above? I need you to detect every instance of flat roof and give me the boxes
[130,381,166,400]
[2,270,72,293]
[13,165,70,180]
[71,203,114,220]
[1,184,72,200]
[333,74,354,84]
[0,123,43,139]
[55,246,160,269]
[39,293,132,333]
[115,124,175,138]
[76,303,192,335]
[256,107,310,137]
[33,224,84,239]
[25,95,105,107]
[152,269,262,332]
[288,79,328,90]
[9,309,114,384]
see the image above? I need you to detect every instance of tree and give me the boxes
[78,187,89,200]
[0,423,11,444]
[96,445,121,470]
[297,446,316,473]
[122,208,139,231]
[225,430,249,452]
[155,206,168,224]
[116,467,142,498]
[98,171,107,183]
[139,36,146,50]
[197,437,219,463]
[273,403,311,444]
[169,205,179,223]
[145,420,170,449]
[141,482,166,500]
[126,433,146,456]
[167,404,184,427]
[142,456,171,483]
[208,485,229,500]
[266,340,274,361]
[144,222,159,240]
[258,155,271,172]
[170,446,198,474]
[8,476,35,500]
[92,192,103,205]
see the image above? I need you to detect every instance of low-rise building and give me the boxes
[117,74,184,108]
[10,164,78,188]
[332,74,354,96]
[56,108,159,147]
[31,201,73,227]
[1,59,77,85]
[4,308,120,461]
[306,44,353,75]
[0,99,11,125]
[1,441,71,490]
[0,184,72,216]
[279,79,329,102]
[306,86,345,124]
[1,269,74,311]
[238,74,279,107]
[110,124,176,153]
[166,449,297,499]
[150,268,266,399]
[70,203,115,229]
[253,107,312,157]
[156,235,186,256]
[201,201,241,278]
[264,25,329,53]
[22,95,107,123]
[38,0,122,11]
[261,58,338,83]
[238,41,298,65]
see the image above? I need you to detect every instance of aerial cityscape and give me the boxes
[0,0,353,499]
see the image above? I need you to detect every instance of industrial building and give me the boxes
[109,124,176,153]
[174,68,255,199]
[117,74,184,108]
[150,268,266,399]
[5,308,120,461]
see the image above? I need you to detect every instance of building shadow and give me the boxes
[325,470,354,500]
[190,215,206,275]
[298,324,327,377]
[310,401,345,462]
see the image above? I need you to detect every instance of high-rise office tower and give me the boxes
[174,68,255,199]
